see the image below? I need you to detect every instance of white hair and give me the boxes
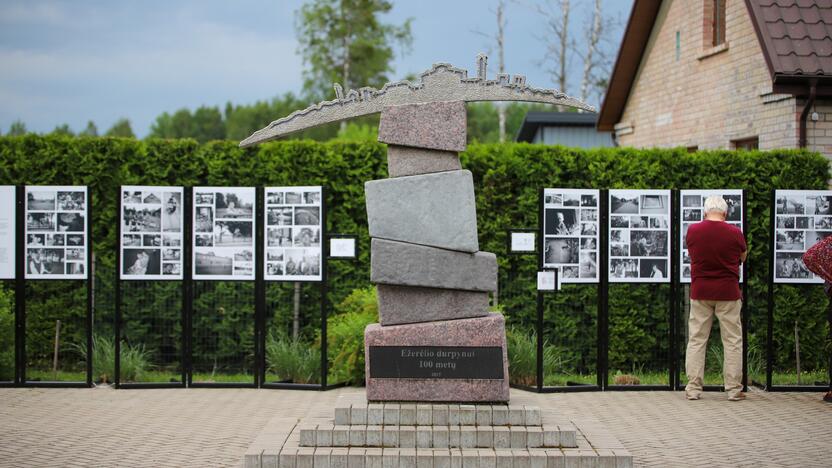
[703,195,728,214]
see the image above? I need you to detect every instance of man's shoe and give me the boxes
[823,391,832,403]
[727,392,746,401]
[685,392,701,400]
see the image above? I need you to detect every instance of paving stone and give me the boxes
[417,405,433,426]
[491,406,508,426]
[476,427,493,448]
[527,428,543,448]
[378,101,467,152]
[433,405,449,426]
[314,448,332,468]
[368,404,385,425]
[386,145,462,178]
[493,427,510,449]
[367,426,383,447]
[352,406,369,425]
[333,426,350,447]
[370,238,497,292]
[417,427,433,448]
[460,427,477,448]
[383,427,399,447]
[351,427,367,447]
[377,284,490,326]
[459,406,476,426]
[400,405,417,425]
[366,449,383,468]
[434,427,450,448]
[336,407,351,426]
[400,449,417,468]
[476,406,492,426]
[509,408,525,426]
[365,170,478,253]
[348,449,365,468]
[384,404,401,426]
[447,405,460,426]
[400,426,417,448]
[510,428,527,449]
[461,450,479,468]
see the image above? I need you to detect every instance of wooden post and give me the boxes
[52,319,61,375]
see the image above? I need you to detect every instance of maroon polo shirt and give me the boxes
[686,219,746,301]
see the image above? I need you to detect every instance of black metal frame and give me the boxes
[20,185,93,388]
[765,189,830,392]
[506,229,537,256]
[115,186,188,390]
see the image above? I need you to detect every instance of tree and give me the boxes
[535,0,572,94]
[474,1,508,142]
[576,0,619,103]
[80,121,99,137]
[105,118,135,138]
[295,0,413,101]
[150,106,225,143]
[8,120,27,136]
[50,124,74,136]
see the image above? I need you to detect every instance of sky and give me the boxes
[0,0,633,138]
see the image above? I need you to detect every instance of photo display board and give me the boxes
[773,189,832,284]
[120,186,184,280]
[264,186,322,281]
[541,188,599,283]
[608,189,670,283]
[193,187,256,281]
[680,190,744,283]
[25,185,88,279]
[0,186,15,279]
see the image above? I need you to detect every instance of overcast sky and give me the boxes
[0,0,632,137]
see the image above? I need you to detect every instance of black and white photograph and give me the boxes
[163,235,181,247]
[543,237,579,264]
[773,190,832,283]
[25,186,88,279]
[679,190,744,283]
[542,189,600,283]
[609,190,671,283]
[162,192,182,232]
[192,187,257,280]
[122,249,161,276]
[162,248,180,261]
[264,186,323,281]
[163,263,181,275]
[123,206,161,232]
[143,234,161,247]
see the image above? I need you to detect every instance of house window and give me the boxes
[686,146,698,153]
[711,0,726,46]
[732,137,758,150]
[676,31,681,61]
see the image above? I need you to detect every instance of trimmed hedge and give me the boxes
[0,135,828,376]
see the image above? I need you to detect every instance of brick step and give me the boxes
[298,424,577,449]
[334,404,542,427]
[258,446,633,468]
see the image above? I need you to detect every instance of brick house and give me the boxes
[597,0,832,159]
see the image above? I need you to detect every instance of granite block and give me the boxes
[281,447,299,468]
[365,314,509,403]
[368,404,384,425]
[545,450,565,468]
[448,427,460,448]
[314,448,331,468]
[367,426,383,447]
[512,450,531,468]
[530,452,547,468]
[460,427,477,448]
[348,449,365,468]
[475,406,492,426]
[298,448,315,468]
[400,426,417,448]
[458,406,476,426]
[491,406,508,426]
[527,428,543,448]
[493,427,510,449]
[365,170,478,253]
[433,405,449,425]
[542,427,560,448]
[476,427,493,448]
[524,407,541,426]
[495,451,513,468]
[387,146,461,178]
[509,408,525,426]
[382,449,398,468]
[366,449,383,468]
[384,404,400,425]
[378,101,467,152]
[417,449,434,468]
[417,405,433,426]
[478,450,496,468]
[401,404,417,425]
[434,450,452,468]
[510,427,526,448]
[377,284,489,326]
[433,427,450,448]
[370,239,497,292]
[333,426,350,447]
[335,407,351,426]
[352,405,368,425]
[447,405,460,426]
[461,450,479,468]
[417,427,433,448]
[400,449,417,468]
[350,427,366,447]
[318,426,333,447]
[383,426,399,447]
[331,449,348,468]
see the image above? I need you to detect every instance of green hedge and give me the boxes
[0,135,829,376]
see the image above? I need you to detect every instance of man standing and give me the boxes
[685,196,747,401]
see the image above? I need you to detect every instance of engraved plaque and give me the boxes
[369,346,504,380]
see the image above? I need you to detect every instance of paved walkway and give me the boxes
[0,386,829,467]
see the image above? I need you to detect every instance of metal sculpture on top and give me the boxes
[240,53,595,147]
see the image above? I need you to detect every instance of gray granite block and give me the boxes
[297,448,315,468]
[459,406,476,426]
[377,284,489,326]
[352,405,368,425]
[495,451,512,468]
[448,427,460,448]
[510,427,527,448]
[367,426,383,447]
[434,450,451,468]
[281,447,299,468]
[509,408,525,426]
[434,427,450,448]
[348,449,365,468]
[417,427,433,448]
[527,428,543,448]
[542,426,560,448]
[383,426,399,447]
[447,405,460,426]
[460,427,477,448]
[493,427,510,449]
[350,427,366,447]
[400,426,417,448]
[524,407,541,426]
[331,449,348,468]
[530,452,547,468]
[476,427,493,448]
[314,448,331,468]
[318,426,333,447]
[417,449,434,468]
[401,404,417,425]
[417,405,433,426]
[512,450,530,468]
[545,450,565,468]
[378,101,467,152]
[478,450,496,468]
[400,449,417,468]
[461,450,479,468]
[475,407,492,426]
[335,407,351,426]
[433,405,449,425]
[368,404,384,425]
[382,449,398,468]
[370,239,497,292]
[366,449,383,468]
[365,170,478,253]
[333,426,350,447]
[387,146,461,178]
[384,404,400,425]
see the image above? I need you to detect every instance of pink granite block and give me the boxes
[364,314,509,403]
[387,145,461,178]
[378,101,467,152]
[377,284,489,326]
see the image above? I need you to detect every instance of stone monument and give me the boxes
[241,54,633,468]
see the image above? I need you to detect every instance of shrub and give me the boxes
[265,331,321,384]
[0,288,13,381]
[74,334,151,383]
[505,326,569,386]
[327,287,378,385]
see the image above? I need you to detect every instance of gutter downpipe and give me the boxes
[799,80,817,148]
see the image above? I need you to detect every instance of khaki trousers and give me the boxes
[685,299,743,397]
